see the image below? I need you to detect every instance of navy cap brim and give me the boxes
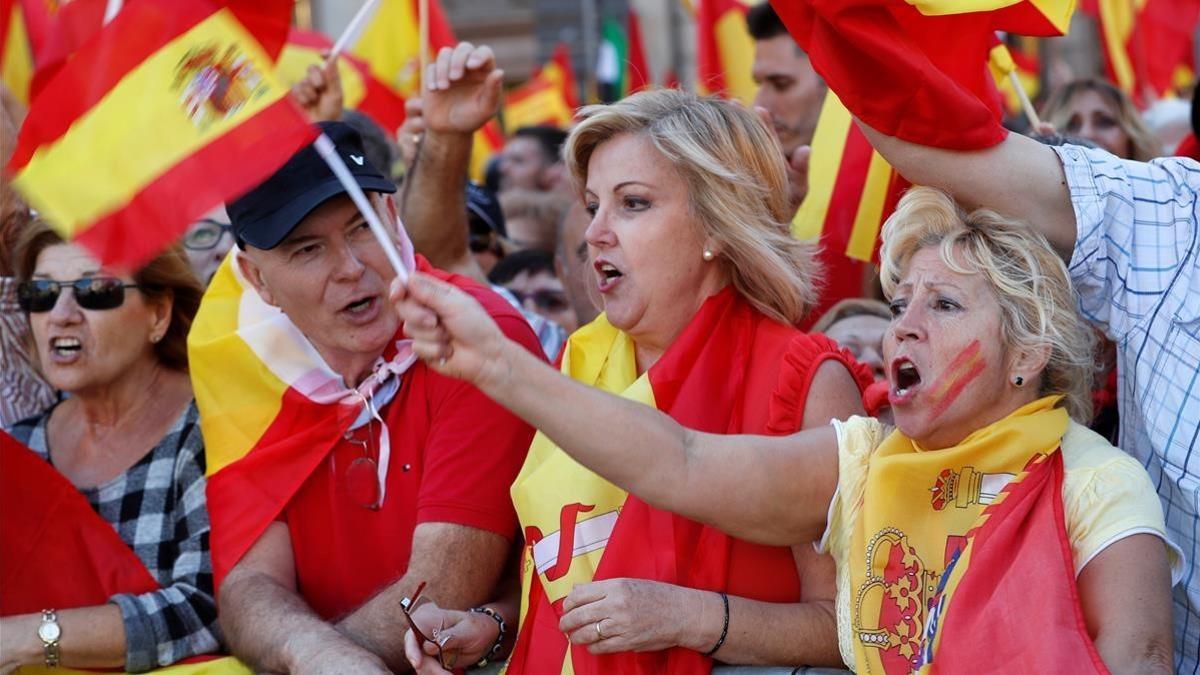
[238,175,397,250]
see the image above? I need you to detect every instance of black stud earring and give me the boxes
[1013,376,1024,387]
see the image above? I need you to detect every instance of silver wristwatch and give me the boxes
[37,609,61,667]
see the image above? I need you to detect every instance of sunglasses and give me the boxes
[337,422,383,511]
[184,219,233,251]
[18,277,140,313]
[400,582,454,669]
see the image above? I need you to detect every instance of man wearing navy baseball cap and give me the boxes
[213,112,543,671]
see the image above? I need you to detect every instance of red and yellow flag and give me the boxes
[793,91,909,325]
[696,0,756,102]
[0,0,35,104]
[470,118,504,184]
[1081,0,1200,105]
[989,36,1042,118]
[278,28,406,132]
[6,0,315,268]
[351,0,455,100]
[504,71,574,134]
[543,42,579,110]
[770,0,1073,150]
[1,431,250,674]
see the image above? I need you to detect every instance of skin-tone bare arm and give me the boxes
[334,522,511,671]
[218,522,390,675]
[1077,534,1175,674]
[391,272,841,547]
[400,42,503,282]
[857,123,1079,259]
[0,607,126,673]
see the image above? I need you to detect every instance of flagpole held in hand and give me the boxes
[1007,70,1041,129]
[326,0,381,65]
[313,133,410,283]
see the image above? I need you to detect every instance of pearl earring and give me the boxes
[702,249,715,261]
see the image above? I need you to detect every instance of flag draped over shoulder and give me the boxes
[696,0,756,102]
[5,0,315,269]
[1082,0,1200,105]
[847,397,1106,673]
[189,228,419,587]
[770,0,1074,150]
[277,28,406,133]
[0,432,250,674]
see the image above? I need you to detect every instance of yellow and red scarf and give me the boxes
[507,288,868,674]
[849,396,1107,674]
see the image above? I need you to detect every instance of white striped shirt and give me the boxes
[1056,144,1200,673]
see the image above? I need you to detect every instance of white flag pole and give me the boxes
[103,0,123,24]
[313,134,409,284]
[325,0,381,65]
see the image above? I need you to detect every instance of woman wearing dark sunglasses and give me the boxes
[1,220,226,673]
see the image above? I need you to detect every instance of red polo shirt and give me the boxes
[280,273,542,620]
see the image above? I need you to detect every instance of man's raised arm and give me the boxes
[858,122,1079,259]
[401,42,503,281]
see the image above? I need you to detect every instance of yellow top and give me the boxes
[819,415,1184,670]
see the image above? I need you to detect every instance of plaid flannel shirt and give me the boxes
[1055,145,1199,673]
[8,402,221,672]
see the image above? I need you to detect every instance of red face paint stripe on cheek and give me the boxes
[927,340,983,400]
[928,355,987,419]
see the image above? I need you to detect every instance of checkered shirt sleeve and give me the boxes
[8,403,222,672]
[1055,144,1200,674]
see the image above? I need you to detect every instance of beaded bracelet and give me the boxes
[468,606,506,667]
[702,591,730,657]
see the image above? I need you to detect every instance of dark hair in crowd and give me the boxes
[513,125,569,164]
[14,218,204,372]
[745,3,790,41]
[341,110,399,182]
[487,248,557,286]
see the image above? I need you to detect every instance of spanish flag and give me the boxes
[351,0,455,100]
[793,91,909,323]
[17,0,106,102]
[469,118,504,184]
[1,432,249,674]
[696,0,756,102]
[5,0,316,269]
[277,28,407,132]
[770,0,1073,150]
[544,42,580,110]
[0,0,35,104]
[1081,0,1200,105]
[504,70,575,134]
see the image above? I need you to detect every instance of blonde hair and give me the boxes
[563,88,821,325]
[1040,78,1160,161]
[879,187,1096,423]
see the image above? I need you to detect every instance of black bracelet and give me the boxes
[702,591,729,657]
[468,606,506,668]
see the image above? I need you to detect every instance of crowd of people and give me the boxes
[1,3,1198,674]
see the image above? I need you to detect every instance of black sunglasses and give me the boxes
[18,277,140,313]
[510,288,569,313]
[184,219,233,251]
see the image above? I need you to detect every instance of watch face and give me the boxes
[38,622,61,642]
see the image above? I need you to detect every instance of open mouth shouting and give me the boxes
[48,336,84,364]
[889,357,922,406]
[339,294,381,325]
[594,259,624,293]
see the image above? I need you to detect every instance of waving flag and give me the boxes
[278,28,406,132]
[0,0,34,103]
[504,75,573,133]
[794,91,909,325]
[989,36,1042,118]
[770,0,1074,150]
[543,42,580,109]
[697,0,756,102]
[1082,0,1200,105]
[6,0,315,268]
[352,0,455,100]
[597,8,650,102]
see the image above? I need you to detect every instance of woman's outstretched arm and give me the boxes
[391,273,839,546]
